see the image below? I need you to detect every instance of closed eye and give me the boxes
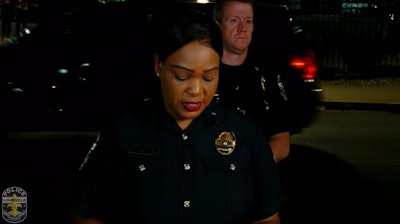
[174,73,189,81]
[203,70,218,82]
[203,77,213,82]
[203,74,216,82]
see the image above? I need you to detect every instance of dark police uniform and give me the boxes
[217,54,289,139]
[72,95,284,224]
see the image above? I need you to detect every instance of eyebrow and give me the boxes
[170,64,219,73]
[229,15,253,19]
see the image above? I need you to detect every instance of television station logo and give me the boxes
[2,186,27,223]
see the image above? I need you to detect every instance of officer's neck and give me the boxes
[221,48,248,66]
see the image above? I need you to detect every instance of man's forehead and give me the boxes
[222,1,253,16]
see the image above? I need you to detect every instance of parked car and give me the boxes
[1,0,320,134]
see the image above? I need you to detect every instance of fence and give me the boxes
[285,0,400,78]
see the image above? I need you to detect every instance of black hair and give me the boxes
[152,4,222,62]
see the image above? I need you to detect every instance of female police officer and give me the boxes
[70,5,283,224]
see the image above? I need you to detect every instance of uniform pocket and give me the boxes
[198,151,254,210]
[126,150,168,184]
[122,151,170,219]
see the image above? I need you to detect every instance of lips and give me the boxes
[183,102,201,111]
[235,34,248,39]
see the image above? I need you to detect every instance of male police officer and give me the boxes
[214,0,290,163]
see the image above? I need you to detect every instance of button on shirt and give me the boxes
[73,97,283,224]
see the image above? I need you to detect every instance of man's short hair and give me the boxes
[213,0,254,23]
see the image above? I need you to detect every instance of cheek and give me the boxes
[228,27,236,34]
[162,80,183,99]
[222,26,234,35]
[248,26,254,34]
[204,81,218,96]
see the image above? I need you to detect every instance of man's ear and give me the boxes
[153,53,161,76]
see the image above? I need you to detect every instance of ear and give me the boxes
[153,53,161,76]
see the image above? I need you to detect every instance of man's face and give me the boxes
[217,1,254,54]
[155,41,220,130]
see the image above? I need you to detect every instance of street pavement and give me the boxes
[287,80,400,224]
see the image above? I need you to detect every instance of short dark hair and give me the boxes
[152,5,221,62]
[213,0,254,23]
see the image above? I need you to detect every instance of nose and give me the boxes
[187,79,202,96]
[237,20,247,31]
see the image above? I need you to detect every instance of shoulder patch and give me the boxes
[277,74,288,101]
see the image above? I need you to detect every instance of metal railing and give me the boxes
[286,0,400,78]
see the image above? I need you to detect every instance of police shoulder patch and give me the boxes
[2,186,28,223]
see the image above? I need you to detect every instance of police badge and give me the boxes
[215,131,236,155]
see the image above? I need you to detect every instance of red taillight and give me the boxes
[290,59,306,69]
[289,49,318,80]
[303,64,318,80]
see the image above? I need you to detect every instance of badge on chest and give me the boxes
[215,131,236,156]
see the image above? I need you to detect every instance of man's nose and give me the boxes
[237,21,247,31]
